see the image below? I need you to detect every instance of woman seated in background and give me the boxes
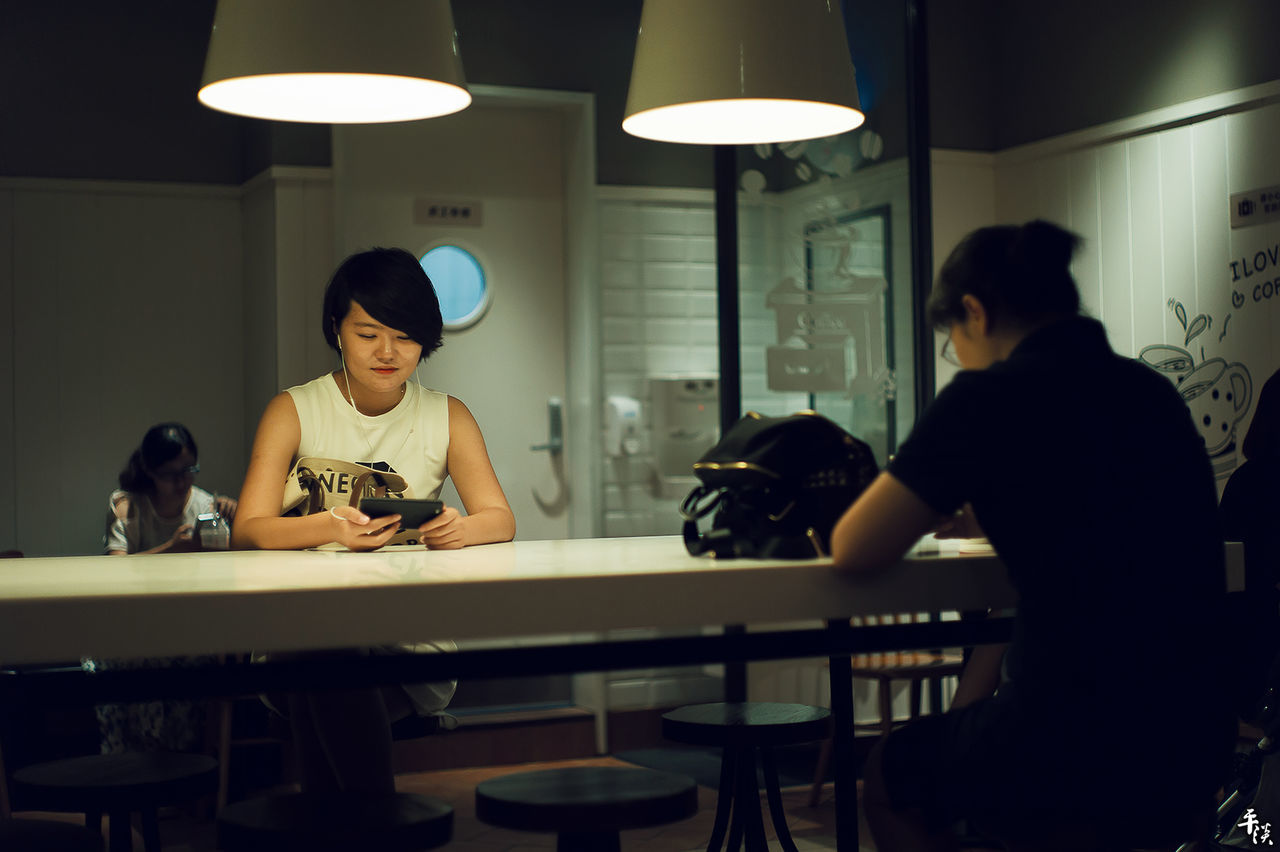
[91,422,237,753]
[105,421,236,555]
[831,220,1234,852]
[232,246,515,794]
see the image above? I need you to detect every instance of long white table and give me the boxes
[0,535,1024,665]
[0,535,1244,852]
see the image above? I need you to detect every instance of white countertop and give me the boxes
[0,535,1241,666]
[0,535,1025,665]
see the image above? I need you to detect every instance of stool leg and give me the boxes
[827,618,859,852]
[735,748,768,852]
[724,748,746,852]
[707,746,737,852]
[140,806,162,852]
[807,737,832,808]
[559,829,621,852]
[107,809,131,852]
[760,748,800,852]
[878,677,893,737]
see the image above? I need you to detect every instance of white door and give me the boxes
[333,93,581,541]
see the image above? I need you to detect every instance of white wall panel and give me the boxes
[6,183,242,556]
[1224,105,1280,442]
[1128,135,1166,352]
[1191,121,1231,322]
[1036,156,1072,231]
[1068,150,1103,319]
[1159,128,1198,348]
[994,159,1038,226]
[0,191,12,552]
[1098,143,1134,354]
[930,150,996,276]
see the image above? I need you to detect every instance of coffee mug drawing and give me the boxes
[1179,358,1252,456]
[1138,344,1196,385]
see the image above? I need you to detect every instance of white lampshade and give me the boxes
[623,0,865,145]
[198,0,470,124]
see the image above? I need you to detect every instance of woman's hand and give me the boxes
[418,506,466,550]
[215,495,238,519]
[329,505,401,551]
[932,502,985,539]
[167,523,198,552]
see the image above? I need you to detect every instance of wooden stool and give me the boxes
[217,791,453,851]
[475,766,698,852]
[11,752,217,852]
[0,816,104,851]
[662,702,832,852]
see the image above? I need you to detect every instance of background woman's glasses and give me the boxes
[939,335,961,366]
[154,464,200,482]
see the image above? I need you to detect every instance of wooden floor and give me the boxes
[7,755,860,851]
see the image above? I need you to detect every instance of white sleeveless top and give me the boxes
[286,374,450,499]
[283,373,457,714]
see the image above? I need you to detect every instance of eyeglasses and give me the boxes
[153,463,199,482]
[939,335,961,367]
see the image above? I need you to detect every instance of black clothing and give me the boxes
[1221,454,1280,594]
[1220,454,1280,716]
[883,316,1234,833]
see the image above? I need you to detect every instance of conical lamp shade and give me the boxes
[623,0,864,145]
[199,0,470,124]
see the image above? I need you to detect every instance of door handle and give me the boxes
[530,397,563,453]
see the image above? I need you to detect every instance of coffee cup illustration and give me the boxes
[1138,344,1195,385]
[1180,358,1252,456]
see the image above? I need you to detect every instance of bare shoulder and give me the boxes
[446,395,479,426]
[255,392,301,443]
[264,390,300,420]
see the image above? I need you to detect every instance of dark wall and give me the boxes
[927,0,1001,151]
[452,0,710,188]
[0,1,245,184]
[930,0,1280,152]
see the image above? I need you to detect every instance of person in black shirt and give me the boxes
[1220,367,1280,717]
[831,220,1233,851]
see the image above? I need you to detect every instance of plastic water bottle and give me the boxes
[195,502,230,550]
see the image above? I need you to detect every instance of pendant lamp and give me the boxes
[198,0,470,124]
[623,0,864,145]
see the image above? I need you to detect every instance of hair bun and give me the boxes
[1010,220,1079,274]
[1007,220,1082,317]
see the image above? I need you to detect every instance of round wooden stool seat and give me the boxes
[12,752,218,852]
[0,816,104,851]
[662,702,832,852]
[217,791,453,851]
[661,701,832,747]
[475,766,698,852]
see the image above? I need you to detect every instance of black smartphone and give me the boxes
[358,497,444,529]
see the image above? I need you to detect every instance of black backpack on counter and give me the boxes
[679,411,879,559]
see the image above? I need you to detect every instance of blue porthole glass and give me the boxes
[419,245,489,330]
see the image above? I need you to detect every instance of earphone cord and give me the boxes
[340,349,419,465]
[341,351,378,459]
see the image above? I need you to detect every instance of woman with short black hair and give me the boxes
[230,246,514,795]
[232,246,514,552]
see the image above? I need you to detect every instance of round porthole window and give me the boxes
[419,245,489,330]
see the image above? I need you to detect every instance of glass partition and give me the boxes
[735,136,917,465]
